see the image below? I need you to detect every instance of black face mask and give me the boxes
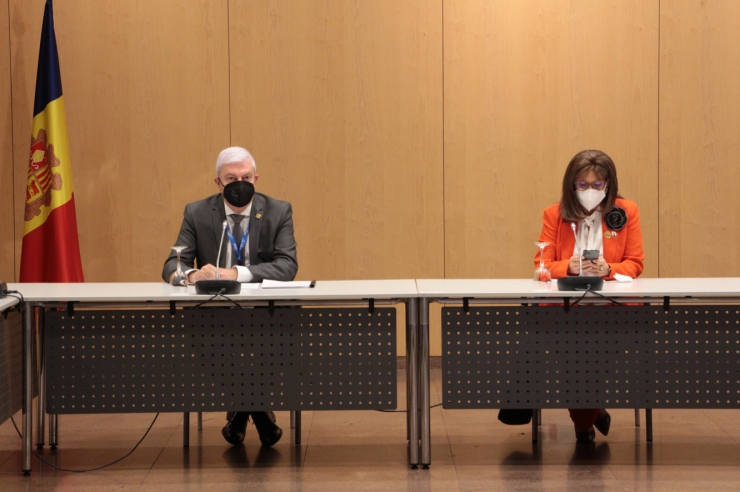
[222,180,255,208]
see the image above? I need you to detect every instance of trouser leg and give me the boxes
[250,411,277,425]
[568,408,601,430]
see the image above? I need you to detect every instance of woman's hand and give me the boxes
[582,258,609,277]
[568,255,582,275]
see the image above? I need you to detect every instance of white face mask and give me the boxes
[577,189,606,212]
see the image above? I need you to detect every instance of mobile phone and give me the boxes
[583,249,600,260]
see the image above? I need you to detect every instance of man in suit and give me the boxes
[162,146,298,447]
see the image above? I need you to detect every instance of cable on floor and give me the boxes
[11,413,159,473]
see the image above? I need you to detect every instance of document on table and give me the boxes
[239,283,261,290]
[261,279,316,289]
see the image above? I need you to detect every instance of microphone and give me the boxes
[557,221,604,292]
[570,222,582,275]
[195,219,241,295]
[215,220,227,280]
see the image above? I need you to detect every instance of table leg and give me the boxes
[419,297,431,468]
[635,408,641,427]
[646,409,653,442]
[197,412,202,431]
[183,412,189,447]
[22,302,34,475]
[406,298,419,468]
[49,414,58,448]
[36,308,45,449]
[295,411,301,445]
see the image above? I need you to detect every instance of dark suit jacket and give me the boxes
[162,192,298,283]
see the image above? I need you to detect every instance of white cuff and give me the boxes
[234,265,254,283]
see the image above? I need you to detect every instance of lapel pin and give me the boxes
[612,231,617,238]
[604,231,611,239]
[255,213,262,219]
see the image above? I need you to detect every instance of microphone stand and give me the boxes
[556,221,604,292]
[195,220,241,295]
[215,220,226,280]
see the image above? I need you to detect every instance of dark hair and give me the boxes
[560,150,620,222]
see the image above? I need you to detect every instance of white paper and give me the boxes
[614,273,633,283]
[239,283,261,290]
[261,279,314,289]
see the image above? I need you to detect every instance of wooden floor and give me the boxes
[2,368,740,491]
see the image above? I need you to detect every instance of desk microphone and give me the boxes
[216,220,226,280]
[557,221,604,292]
[195,220,241,295]
[570,222,582,275]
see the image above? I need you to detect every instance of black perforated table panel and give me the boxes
[442,304,740,409]
[45,307,396,414]
[0,310,23,426]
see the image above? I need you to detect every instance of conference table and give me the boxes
[1,296,21,430]
[0,297,19,313]
[10,280,421,474]
[415,277,740,466]
[10,277,740,473]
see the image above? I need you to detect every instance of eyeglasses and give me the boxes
[220,175,253,184]
[574,179,608,191]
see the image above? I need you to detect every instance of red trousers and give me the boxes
[569,408,602,430]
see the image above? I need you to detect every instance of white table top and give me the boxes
[9,278,740,303]
[415,277,740,298]
[7,279,419,303]
[0,296,19,313]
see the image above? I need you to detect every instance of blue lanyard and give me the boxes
[226,220,249,265]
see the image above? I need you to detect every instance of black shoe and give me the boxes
[575,427,595,443]
[497,409,533,425]
[250,411,283,447]
[594,410,611,436]
[222,412,249,445]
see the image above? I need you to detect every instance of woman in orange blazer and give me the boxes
[535,149,645,442]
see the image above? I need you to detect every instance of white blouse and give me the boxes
[573,210,604,257]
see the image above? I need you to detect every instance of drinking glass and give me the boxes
[171,245,188,286]
[533,241,551,289]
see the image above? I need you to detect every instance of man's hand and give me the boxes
[187,265,239,282]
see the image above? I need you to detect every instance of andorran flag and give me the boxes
[19,0,83,282]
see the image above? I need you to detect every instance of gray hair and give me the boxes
[215,147,257,175]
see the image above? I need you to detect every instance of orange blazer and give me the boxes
[535,198,644,280]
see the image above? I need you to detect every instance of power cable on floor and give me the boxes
[11,413,159,473]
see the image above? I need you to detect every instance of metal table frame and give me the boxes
[15,281,422,474]
[415,277,740,467]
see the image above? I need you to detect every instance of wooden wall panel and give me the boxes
[4,0,736,358]
[444,0,659,279]
[659,1,740,277]
[228,0,444,282]
[0,0,14,282]
[9,0,230,282]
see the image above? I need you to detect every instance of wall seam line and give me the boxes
[441,0,446,280]
[227,0,232,146]
[657,0,661,278]
[7,0,17,281]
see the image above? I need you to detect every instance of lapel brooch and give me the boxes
[604,206,627,234]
